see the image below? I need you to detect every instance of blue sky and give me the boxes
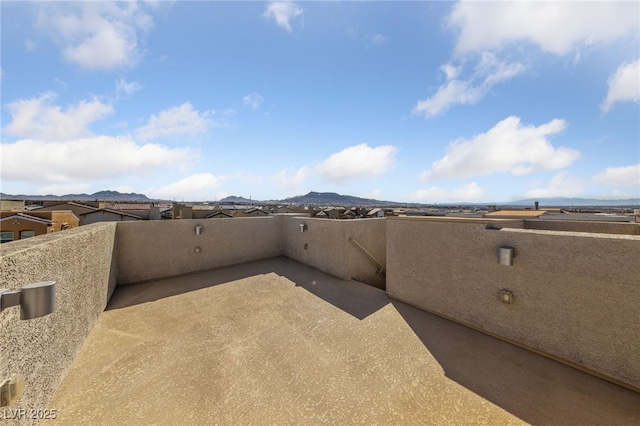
[1,1,639,203]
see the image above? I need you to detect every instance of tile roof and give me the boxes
[0,212,54,226]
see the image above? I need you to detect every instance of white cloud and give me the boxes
[135,102,215,141]
[347,26,389,50]
[37,183,92,196]
[113,185,136,194]
[421,116,579,181]
[525,171,584,198]
[273,143,397,189]
[3,92,113,141]
[263,1,303,32]
[414,53,525,117]
[148,173,225,200]
[418,2,639,117]
[441,63,461,81]
[242,92,265,110]
[593,164,640,188]
[273,166,312,190]
[36,2,155,69]
[447,2,640,55]
[315,144,397,183]
[0,136,193,184]
[116,78,142,96]
[411,182,485,203]
[365,189,383,200]
[25,39,36,52]
[369,33,389,47]
[601,60,640,113]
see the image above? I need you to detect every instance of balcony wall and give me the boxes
[524,219,640,235]
[116,217,283,285]
[282,216,386,289]
[0,222,117,420]
[115,215,387,289]
[386,216,640,391]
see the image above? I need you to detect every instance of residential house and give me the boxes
[35,201,99,224]
[80,208,143,225]
[205,210,235,219]
[0,210,79,242]
[366,208,385,218]
[272,206,309,214]
[0,200,25,211]
[483,210,548,219]
[238,207,270,217]
[172,203,193,220]
[341,209,357,219]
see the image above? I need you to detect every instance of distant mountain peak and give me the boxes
[0,190,154,202]
[507,197,640,207]
[219,195,254,203]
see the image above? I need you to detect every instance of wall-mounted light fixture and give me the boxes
[195,225,202,235]
[0,373,25,407]
[0,282,55,407]
[0,281,56,320]
[498,246,515,266]
[299,224,308,233]
[500,289,514,304]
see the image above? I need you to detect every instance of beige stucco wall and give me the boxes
[0,222,118,424]
[116,217,283,284]
[117,215,387,288]
[386,216,640,391]
[282,216,386,289]
[524,219,640,235]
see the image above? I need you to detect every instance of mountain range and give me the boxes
[221,192,639,208]
[0,190,153,202]
[1,190,638,207]
[502,197,640,207]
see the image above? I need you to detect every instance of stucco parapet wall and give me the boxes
[116,216,284,285]
[0,222,118,425]
[389,216,525,226]
[388,215,640,236]
[0,222,114,256]
[281,216,387,289]
[499,226,640,241]
[386,217,640,391]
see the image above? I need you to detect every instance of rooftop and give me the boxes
[45,257,640,425]
[2,216,639,425]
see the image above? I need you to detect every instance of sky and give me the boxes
[1,1,639,203]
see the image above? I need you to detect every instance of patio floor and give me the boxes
[46,257,640,425]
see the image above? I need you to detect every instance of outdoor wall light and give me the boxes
[498,246,515,266]
[195,225,202,235]
[0,373,25,407]
[0,281,56,320]
[500,289,514,304]
[300,224,308,233]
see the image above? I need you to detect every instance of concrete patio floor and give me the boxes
[46,257,640,425]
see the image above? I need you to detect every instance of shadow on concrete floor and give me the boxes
[391,300,640,425]
[108,256,389,320]
[106,256,640,425]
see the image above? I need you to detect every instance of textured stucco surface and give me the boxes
[524,219,640,235]
[116,217,283,284]
[0,222,118,425]
[386,217,640,391]
[282,216,386,289]
[119,215,386,289]
[45,258,640,425]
